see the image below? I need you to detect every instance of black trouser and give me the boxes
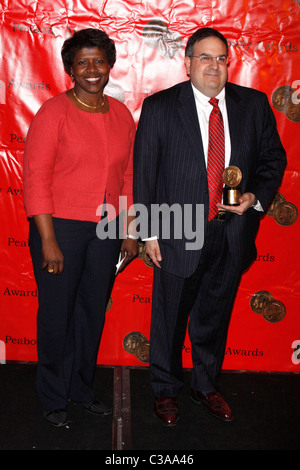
[150,218,242,397]
[29,217,122,412]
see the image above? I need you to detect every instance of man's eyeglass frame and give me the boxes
[189,54,229,65]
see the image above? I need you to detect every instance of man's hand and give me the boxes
[145,239,162,268]
[217,192,256,215]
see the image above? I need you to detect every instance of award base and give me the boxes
[223,187,242,206]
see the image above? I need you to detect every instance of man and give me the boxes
[133,27,286,425]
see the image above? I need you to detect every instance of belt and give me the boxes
[214,211,226,221]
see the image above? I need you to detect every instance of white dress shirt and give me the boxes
[192,84,231,168]
[192,83,262,211]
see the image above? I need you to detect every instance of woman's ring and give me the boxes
[48,268,54,273]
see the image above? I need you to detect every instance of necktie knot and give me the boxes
[209,97,219,108]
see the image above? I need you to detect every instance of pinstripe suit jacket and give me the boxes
[133,80,286,277]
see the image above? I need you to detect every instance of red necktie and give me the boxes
[207,98,225,221]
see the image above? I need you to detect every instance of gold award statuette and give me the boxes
[223,166,242,206]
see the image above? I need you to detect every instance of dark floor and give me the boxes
[0,363,299,451]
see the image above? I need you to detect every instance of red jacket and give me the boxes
[23,92,136,223]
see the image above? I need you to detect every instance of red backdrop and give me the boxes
[0,0,299,372]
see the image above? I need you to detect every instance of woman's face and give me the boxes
[70,46,111,95]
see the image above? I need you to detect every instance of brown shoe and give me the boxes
[154,397,179,426]
[190,389,233,421]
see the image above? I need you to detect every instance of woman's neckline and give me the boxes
[65,89,110,114]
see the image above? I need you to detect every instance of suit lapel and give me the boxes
[225,83,244,167]
[177,81,207,172]
[176,81,245,173]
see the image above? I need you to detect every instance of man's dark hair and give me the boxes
[61,28,116,76]
[185,27,228,57]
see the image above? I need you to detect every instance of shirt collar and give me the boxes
[191,83,226,107]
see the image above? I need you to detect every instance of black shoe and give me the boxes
[43,409,67,427]
[83,400,112,416]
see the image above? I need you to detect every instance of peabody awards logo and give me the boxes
[250,290,286,323]
[267,192,298,226]
[142,19,182,59]
[123,331,150,363]
[272,82,300,122]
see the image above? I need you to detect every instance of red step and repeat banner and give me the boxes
[0,0,299,372]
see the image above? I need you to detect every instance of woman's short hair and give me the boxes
[61,28,116,75]
[185,27,228,57]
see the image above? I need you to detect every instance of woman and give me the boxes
[23,28,138,427]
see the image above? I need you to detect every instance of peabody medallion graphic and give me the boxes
[267,192,298,226]
[142,20,182,58]
[123,331,150,363]
[272,85,300,122]
[267,192,286,216]
[250,290,274,314]
[273,201,298,226]
[105,80,125,102]
[272,85,293,113]
[135,340,150,363]
[250,290,286,322]
[286,100,300,122]
[262,299,286,323]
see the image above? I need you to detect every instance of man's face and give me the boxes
[184,36,228,97]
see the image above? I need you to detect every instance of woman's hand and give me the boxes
[33,214,64,274]
[41,238,64,275]
[117,238,139,273]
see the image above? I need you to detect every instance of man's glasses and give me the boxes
[189,54,229,65]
